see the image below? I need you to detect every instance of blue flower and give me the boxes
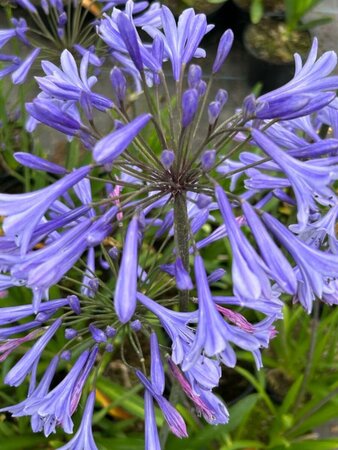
[36,50,113,119]
[215,185,272,300]
[252,38,338,119]
[93,114,152,164]
[0,165,91,255]
[143,6,211,81]
[251,128,336,229]
[4,318,62,387]
[57,391,98,450]
[262,212,338,312]
[114,214,140,323]
[136,370,188,438]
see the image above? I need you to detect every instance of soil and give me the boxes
[244,17,312,64]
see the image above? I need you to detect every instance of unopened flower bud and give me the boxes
[188,64,202,89]
[201,149,216,171]
[197,80,207,97]
[61,350,72,361]
[197,194,212,209]
[110,67,127,106]
[65,328,78,340]
[105,343,114,353]
[131,319,142,331]
[68,295,81,315]
[243,94,257,118]
[182,89,199,128]
[212,29,234,73]
[58,12,67,27]
[106,326,117,338]
[208,101,222,125]
[160,149,175,170]
[216,89,228,107]
[89,324,107,343]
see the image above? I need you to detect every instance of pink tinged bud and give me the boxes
[168,358,216,423]
[110,184,123,221]
[160,149,175,170]
[212,29,234,73]
[89,324,107,343]
[182,89,199,128]
[93,113,152,164]
[0,328,41,362]
[114,215,139,323]
[216,305,255,332]
[12,48,40,85]
[201,149,216,171]
[136,370,188,438]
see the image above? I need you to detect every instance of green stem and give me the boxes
[294,301,320,411]
[173,193,190,312]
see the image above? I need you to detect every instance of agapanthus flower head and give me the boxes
[1,2,338,450]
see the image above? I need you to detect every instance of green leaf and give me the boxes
[279,375,304,414]
[289,402,338,437]
[287,439,338,450]
[226,394,260,432]
[0,436,45,450]
[95,436,144,450]
[250,0,264,24]
[235,367,276,414]
[96,378,163,424]
[221,440,266,450]
[297,17,332,31]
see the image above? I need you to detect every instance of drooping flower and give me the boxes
[114,214,140,323]
[215,185,271,300]
[251,38,338,120]
[136,370,188,438]
[262,212,338,312]
[35,50,113,119]
[4,318,62,387]
[57,391,98,450]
